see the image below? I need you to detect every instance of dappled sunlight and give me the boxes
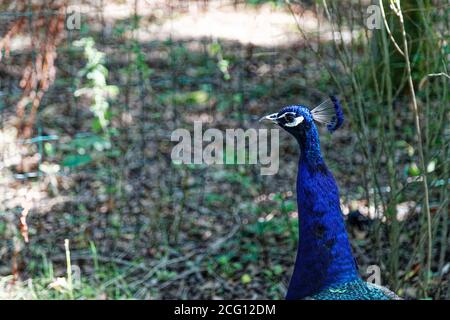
[140,3,310,46]
[77,0,332,47]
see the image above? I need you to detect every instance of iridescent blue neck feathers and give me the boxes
[286,144,359,299]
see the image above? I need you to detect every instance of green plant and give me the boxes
[73,37,119,133]
[208,41,231,80]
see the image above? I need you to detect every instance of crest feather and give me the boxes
[311,95,344,132]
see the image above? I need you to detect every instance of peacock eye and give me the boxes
[284,113,295,123]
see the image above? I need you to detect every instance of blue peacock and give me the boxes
[260,96,401,300]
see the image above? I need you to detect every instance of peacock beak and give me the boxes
[259,113,279,124]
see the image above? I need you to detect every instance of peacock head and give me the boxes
[260,95,344,143]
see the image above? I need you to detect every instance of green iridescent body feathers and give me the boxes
[305,279,401,300]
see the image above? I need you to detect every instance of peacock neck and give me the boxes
[294,123,323,167]
[286,129,359,299]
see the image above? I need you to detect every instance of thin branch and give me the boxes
[418,72,450,90]
[389,0,432,295]
[378,0,405,57]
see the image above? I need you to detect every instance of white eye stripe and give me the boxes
[260,112,304,126]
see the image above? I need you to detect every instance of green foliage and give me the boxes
[246,0,285,7]
[61,134,113,168]
[62,154,92,168]
[5,252,138,300]
[159,90,210,106]
[208,41,231,80]
[241,273,252,284]
[155,270,177,282]
[73,37,119,133]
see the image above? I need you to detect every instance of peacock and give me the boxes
[260,96,401,300]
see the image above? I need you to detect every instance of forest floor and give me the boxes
[0,0,448,299]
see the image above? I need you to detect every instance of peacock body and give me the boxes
[305,279,401,300]
[261,96,401,300]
